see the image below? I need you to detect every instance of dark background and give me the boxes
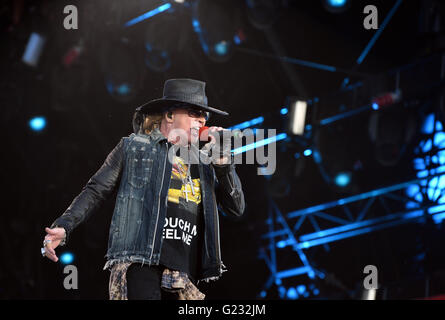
[1,0,445,300]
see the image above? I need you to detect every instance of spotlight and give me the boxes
[303,149,312,157]
[22,32,46,67]
[124,3,172,27]
[276,240,286,248]
[280,107,288,115]
[286,287,298,300]
[286,98,308,136]
[334,172,351,187]
[328,0,347,6]
[406,113,445,223]
[361,288,377,300]
[322,0,350,13]
[308,270,315,279]
[297,285,307,295]
[60,252,74,264]
[29,116,46,131]
[277,285,285,298]
[214,41,229,56]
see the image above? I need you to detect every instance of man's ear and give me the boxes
[165,111,174,123]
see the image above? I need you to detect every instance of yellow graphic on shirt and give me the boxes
[168,156,201,205]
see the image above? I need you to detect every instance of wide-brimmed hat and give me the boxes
[135,78,229,116]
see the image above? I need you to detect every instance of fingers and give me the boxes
[45,249,59,262]
[46,227,64,236]
[45,227,65,240]
[43,227,61,262]
[45,227,56,234]
[208,134,216,144]
[45,234,62,242]
[208,126,223,132]
[207,127,224,144]
[42,243,58,262]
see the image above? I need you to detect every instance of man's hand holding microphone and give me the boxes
[199,126,239,165]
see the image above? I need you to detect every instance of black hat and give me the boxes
[135,78,229,116]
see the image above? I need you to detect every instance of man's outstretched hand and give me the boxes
[43,227,66,262]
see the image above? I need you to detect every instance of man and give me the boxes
[42,78,245,300]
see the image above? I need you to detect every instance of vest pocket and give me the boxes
[127,146,153,189]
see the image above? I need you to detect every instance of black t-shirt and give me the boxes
[160,151,204,281]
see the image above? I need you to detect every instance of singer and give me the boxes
[41,79,245,300]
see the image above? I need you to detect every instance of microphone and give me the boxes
[198,126,243,142]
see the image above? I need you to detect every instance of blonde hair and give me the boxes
[141,113,164,134]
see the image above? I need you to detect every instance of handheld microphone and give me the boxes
[199,126,243,142]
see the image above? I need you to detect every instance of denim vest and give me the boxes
[104,129,225,281]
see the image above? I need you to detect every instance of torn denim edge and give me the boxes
[103,256,151,271]
[197,262,228,284]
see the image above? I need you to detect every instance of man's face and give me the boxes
[169,108,207,145]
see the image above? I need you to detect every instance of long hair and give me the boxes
[132,111,164,134]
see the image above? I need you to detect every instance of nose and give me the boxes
[197,117,206,126]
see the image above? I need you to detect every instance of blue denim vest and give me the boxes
[104,129,225,281]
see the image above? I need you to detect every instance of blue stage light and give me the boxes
[277,240,286,248]
[124,3,171,27]
[287,287,298,300]
[335,172,351,187]
[323,0,350,13]
[278,285,285,298]
[328,0,347,7]
[372,102,379,110]
[22,32,46,67]
[192,19,200,30]
[60,252,74,264]
[280,108,288,115]
[117,84,131,95]
[303,149,312,157]
[297,285,306,294]
[232,132,287,155]
[214,41,229,56]
[407,113,445,223]
[29,116,46,131]
[433,212,445,224]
